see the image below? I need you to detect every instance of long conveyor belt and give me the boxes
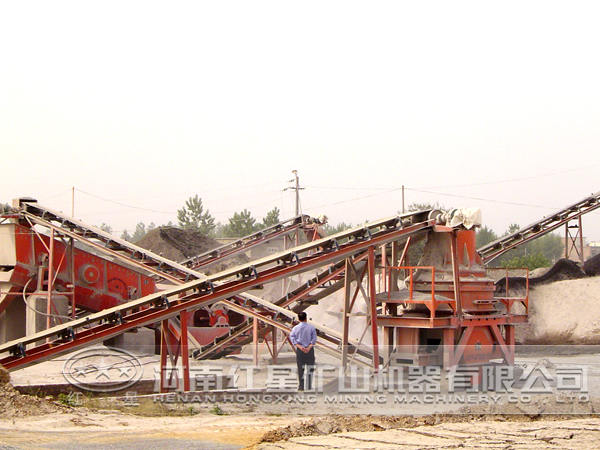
[180,215,317,270]
[477,191,600,264]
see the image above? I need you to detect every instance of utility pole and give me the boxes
[402,185,405,214]
[283,170,304,217]
[71,186,75,217]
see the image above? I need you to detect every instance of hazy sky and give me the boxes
[1,1,600,240]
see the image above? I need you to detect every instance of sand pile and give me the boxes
[136,227,220,262]
[519,275,600,344]
[0,364,65,417]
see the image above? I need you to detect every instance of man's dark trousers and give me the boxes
[296,347,315,390]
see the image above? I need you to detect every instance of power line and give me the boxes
[75,189,176,214]
[404,188,557,209]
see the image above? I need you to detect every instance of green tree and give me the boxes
[98,223,113,234]
[493,223,563,267]
[131,222,146,242]
[121,229,132,242]
[261,207,281,228]
[503,253,550,270]
[177,195,216,235]
[223,209,259,237]
[506,223,520,235]
[322,222,353,236]
[476,225,498,248]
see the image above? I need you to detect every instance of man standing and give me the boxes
[289,311,316,391]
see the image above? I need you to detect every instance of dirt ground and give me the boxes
[256,416,600,449]
[0,410,598,449]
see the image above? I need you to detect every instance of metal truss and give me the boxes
[477,191,600,264]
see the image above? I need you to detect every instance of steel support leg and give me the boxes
[46,228,55,332]
[368,246,379,372]
[342,258,351,370]
[159,320,169,393]
[450,232,463,320]
[271,326,278,364]
[180,312,190,392]
[443,328,455,369]
[253,317,259,367]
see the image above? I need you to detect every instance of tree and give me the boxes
[177,195,216,235]
[262,207,281,228]
[322,222,353,236]
[476,225,498,248]
[503,253,550,270]
[405,202,445,214]
[121,229,132,242]
[493,223,563,268]
[223,209,259,237]
[131,222,146,242]
[98,223,113,234]
[506,223,520,235]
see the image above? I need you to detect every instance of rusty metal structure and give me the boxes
[0,191,598,392]
[478,191,600,264]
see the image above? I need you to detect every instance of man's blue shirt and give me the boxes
[290,321,317,348]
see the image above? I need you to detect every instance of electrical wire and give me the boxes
[21,278,72,320]
[75,189,176,215]
[404,188,557,209]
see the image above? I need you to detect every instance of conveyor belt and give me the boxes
[17,199,204,284]
[477,191,600,264]
[0,209,435,370]
[192,254,370,360]
[180,215,316,270]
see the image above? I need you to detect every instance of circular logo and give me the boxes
[62,347,143,392]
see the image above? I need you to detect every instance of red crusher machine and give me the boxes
[373,212,529,375]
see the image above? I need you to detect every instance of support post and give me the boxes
[180,311,190,392]
[578,215,585,263]
[69,237,76,319]
[342,258,351,370]
[505,325,515,365]
[565,218,585,263]
[159,320,169,393]
[450,232,463,320]
[253,317,259,367]
[368,246,379,372]
[271,326,278,364]
[443,328,455,369]
[390,241,399,291]
[46,228,55,332]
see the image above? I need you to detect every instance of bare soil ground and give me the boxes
[256,416,600,449]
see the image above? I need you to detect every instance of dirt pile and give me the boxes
[495,258,586,294]
[136,227,220,262]
[584,253,600,276]
[0,366,66,417]
[0,364,9,385]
